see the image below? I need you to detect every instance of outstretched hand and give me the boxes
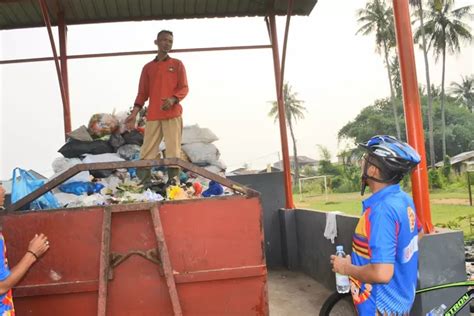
[28,233,50,259]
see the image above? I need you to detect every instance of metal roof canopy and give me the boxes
[0,0,434,233]
[1,0,315,210]
[0,0,317,29]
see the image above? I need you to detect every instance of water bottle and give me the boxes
[335,245,350,293]
[426,303,447,316]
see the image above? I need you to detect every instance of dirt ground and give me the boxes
[431,198,471,205]
[268,268,354,315]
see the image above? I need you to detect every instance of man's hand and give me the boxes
[330,254,351,275]
[161,97,177,111]
[125,107,140,130]
[28,233,50,259]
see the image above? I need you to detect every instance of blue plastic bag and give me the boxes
[59,181,104,196]
[202,181,224,197]
[11,168,60,210]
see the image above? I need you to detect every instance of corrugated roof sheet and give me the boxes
[0,0,318,30]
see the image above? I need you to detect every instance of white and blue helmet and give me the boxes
[359,135,421,176]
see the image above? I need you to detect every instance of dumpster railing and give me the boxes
[6,158,259,212]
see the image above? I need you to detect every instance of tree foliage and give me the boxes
[338,95,474,163]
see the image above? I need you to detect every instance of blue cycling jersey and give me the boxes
[351,184,421,315]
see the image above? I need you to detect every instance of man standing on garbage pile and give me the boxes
[126,30,189,187]
[0,184,50,314]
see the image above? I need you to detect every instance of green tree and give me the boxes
[450,75,474,113]
[338,95,474,163]
[357,0,401,140]
[411,0,436,167]
[414,0,472,158]
[268,83,306,184]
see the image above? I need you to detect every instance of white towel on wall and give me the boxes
[324,211,341,244]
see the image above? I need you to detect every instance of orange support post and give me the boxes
[392,0,433,233]
[268,14,295,209]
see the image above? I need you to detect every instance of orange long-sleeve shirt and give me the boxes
[134,56,189,121]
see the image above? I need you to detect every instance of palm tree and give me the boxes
[411,0,436,167]
[268,83,306,184]
[357,0,402,140]
[415,0,472,158]
[450,75,474,112]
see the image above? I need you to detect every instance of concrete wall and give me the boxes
[228,172,285,268]
[291,209,358,289]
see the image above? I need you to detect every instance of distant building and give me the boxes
[273,156,319,171]
[435,150,474,174]
[227,168,259,176]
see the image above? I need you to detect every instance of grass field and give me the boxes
[296,189,474,240]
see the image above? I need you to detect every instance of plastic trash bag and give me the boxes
[67,125,93,142]
[11,168,60,210]
[182,124,219,144]
[51,157,91,184]
[202,181,224,197]
[58,140,114,158]
[88,113,119,138]
[122,130,144,146]
[82,153,125,178]
[108,133,126,151]
[59,181,105,196]
[182,143,220,165]
[117,144,141,161]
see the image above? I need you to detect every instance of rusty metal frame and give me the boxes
[109,249,163,279]
[5,158,259,212]
[150,205,183,315]
[97,207,111,316]
[267,14,295,209]
[0,45,272,65]
[38,0,71,135]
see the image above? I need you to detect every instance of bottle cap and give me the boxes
[336,245,343,251]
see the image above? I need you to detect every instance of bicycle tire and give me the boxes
[319,292,351,316]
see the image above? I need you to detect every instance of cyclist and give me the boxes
[331,135,423,315]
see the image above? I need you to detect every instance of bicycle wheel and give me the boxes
[319,292,356,316]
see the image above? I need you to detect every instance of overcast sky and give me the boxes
[0,0,472,179]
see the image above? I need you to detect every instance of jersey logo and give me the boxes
[402,235,418,263]
[168,66,176,72]
[407,206,416,232]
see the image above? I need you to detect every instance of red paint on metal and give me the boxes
[97,208,111,316]
[150,206,183,315]
[38,0,71,136]
[268,14,295,209]
[392,0,433,233]
[2,197,268,315]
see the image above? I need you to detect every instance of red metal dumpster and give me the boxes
[1,160,269,315]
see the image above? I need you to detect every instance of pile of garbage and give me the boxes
[12,112,231,210]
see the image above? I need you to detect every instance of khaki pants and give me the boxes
[139,117,183,182]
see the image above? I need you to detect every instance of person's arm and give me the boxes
[173,60,189,102]
[331,255,394,284]
[0,234,49,295]
[126,66,149,129]
[332,205,398,284]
